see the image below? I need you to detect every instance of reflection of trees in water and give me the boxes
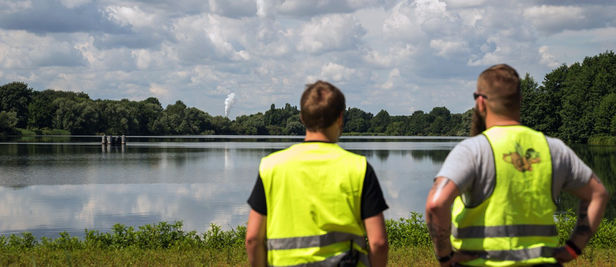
[352,149,449,163]
[564,145,616,219]
[409,150,449,163]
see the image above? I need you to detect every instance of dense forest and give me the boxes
[1,51,615,143]
[0,85,471,137]
[520,51,616,144]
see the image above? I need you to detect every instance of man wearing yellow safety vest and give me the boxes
[425,64,610,267]
[246,81,389,267]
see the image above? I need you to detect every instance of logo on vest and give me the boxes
[503,143,541,172]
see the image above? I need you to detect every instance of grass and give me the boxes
[0,212,614,266]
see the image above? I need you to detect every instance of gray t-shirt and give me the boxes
[437,134,593,207]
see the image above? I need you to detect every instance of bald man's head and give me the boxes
[477,64,521,117]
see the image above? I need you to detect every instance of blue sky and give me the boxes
[0,0,614,117]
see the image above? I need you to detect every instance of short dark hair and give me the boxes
[300,81,345,131]
[478,64,521,116]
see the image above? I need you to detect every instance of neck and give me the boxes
[485,113,520,129]
[304,127,339,143]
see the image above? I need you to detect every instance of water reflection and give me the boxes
[559,145,616,219]
[0,136,613,239]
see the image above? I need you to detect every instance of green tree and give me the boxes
[0,111,18,134]
[594,93,616,135]
[52,98,99,134]
[28,90,91,130]
[137,97,164,135]
[405,111,429,135]
[369,110,390,133]
[560,51,616,143]
[344,107,372,133]
[427,107,451,135]
[283,114,303,135]
[0,82,33,128]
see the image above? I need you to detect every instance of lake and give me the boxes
[0,135,613,238]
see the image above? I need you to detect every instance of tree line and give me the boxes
[0,84,471,137]
[1,51,614,142]
[520,51,616,144]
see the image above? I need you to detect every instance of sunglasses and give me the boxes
[473,92,488,100]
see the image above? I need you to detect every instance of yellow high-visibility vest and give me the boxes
[260,142,370,266]
[451,125,559,266]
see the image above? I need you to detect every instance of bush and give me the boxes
[588,135,616,145]
[386,212,431,248]
[0,214,614,252]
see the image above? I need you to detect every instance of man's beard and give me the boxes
[470,107,486,136]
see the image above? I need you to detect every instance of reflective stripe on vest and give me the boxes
[260,142,369,267]
[270,252,370,267]
[268,231,367,250]
[462,246,556,262]
[451,125,558,266]
[452,224,557,239]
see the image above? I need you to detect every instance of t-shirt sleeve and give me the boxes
[361,162,389,219]
[247,174,267,215]
[548,137,593,192]
[435,137,483,193]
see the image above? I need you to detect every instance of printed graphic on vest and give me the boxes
[503,143,541,172]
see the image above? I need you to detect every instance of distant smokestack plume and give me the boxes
[224,93,236,117]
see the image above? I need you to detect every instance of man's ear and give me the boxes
[299,114,305,125]
[476,97,487,114]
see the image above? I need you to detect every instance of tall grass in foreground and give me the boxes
[0,211,614,266]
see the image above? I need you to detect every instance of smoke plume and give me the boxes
[224,93,236,117]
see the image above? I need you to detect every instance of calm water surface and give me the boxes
[0,135,613,238]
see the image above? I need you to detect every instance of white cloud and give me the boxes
[523,5,586,34]
[297,14,366,54]
[430,39,469,58]
[381,68,400,89]
[256,0,274,18]
[382,1,424,41]
[170,13,260,65]
[0,30,85,68]
[0,0,32,14]
[539,46,560,68]
[149,83,169,97]
[443,0,486,8]
[363,44,416,68]
[105,5,156,28]
[319,62,357,82]
[0,0,615,116]
[277,0,381,17]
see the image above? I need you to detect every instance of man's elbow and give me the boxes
[596,185,610,204]
[590,178,610,202]
[369,238,389,253]
[425,199,448,216]
[245,235,264,250]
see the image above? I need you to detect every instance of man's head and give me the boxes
[477,64,521,116]
[300,81,345,132]
[471,64,521,135]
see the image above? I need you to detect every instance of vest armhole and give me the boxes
[545,134,557,206]
[464,132,496,209]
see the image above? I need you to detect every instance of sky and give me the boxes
[0,0,614,118]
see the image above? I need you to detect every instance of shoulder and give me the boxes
[545,136,569,152]
[259,145,295,170]
[339,145,366,161]
[450,135,490,156]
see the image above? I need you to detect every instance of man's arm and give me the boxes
[364,212,388,267]
[246,209,267,267]
[554,174,610,263]
[425,177,478,266]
